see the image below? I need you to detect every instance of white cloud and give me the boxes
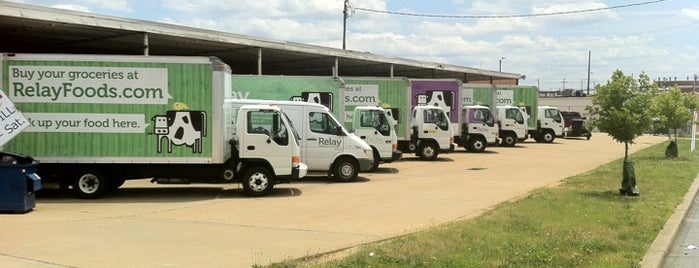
[681,7,699,20]
[51,4,91,12]
[532,2,618,25]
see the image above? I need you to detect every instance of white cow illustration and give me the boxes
[152,110,207,153]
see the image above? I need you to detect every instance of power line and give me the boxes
[353,0,669,19]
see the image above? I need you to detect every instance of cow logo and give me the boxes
[151,104,207,153]
[290,92,333,111]
[415,90,454,118]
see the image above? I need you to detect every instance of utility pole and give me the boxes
[562,78,566,91]
[343,0,349,50]
[587,50,591,95]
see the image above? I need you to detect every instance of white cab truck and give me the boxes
[495,105,528,147]
[455,105,500,152]
[0,53,306,198]
[223,99,375,181]
[530,106,566,143]
[352,106,401,170]
[405,105,455,160]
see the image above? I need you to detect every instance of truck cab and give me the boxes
[495,105,528,147]
[456,105,500,152]
[401,106,455,161]
[226,104,308,196]
[352,106,402,170]
[531,106,565,143]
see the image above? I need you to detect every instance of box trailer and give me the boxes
[0,53,306,198]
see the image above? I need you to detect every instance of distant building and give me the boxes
[655,76,698,93]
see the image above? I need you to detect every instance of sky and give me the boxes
[7,0,699,91]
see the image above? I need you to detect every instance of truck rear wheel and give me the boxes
[72,170,108,199]
[241,166,274,197]
[333,157,358,182]
[418,142,439,161]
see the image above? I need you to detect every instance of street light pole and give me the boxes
[499,56,505,72]
[342,0,349,50]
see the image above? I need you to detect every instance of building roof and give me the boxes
[0,1,521,83]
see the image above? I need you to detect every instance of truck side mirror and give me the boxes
[335,126,346,136]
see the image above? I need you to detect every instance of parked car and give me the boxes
[560,111,591,140]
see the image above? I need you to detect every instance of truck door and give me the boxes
[504,107,526,137]
[242,110,293,174]
[306,111,344,171]
[356,109,393,157]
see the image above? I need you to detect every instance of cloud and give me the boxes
[532,2,618,25]
[681,7,699,20]
[51,4,91,12]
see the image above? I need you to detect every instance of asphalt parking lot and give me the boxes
[1,134,667,267]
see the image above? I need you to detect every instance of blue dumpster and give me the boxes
[0,152,41,213]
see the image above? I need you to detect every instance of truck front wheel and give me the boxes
[418,142,439,161]
[466,136,486,153]
[500,132,517,147]
[542,130,555,143]
[241,167,274,197]
[72,170,108,199]
[369,149,380,171]
[333,157,358,182]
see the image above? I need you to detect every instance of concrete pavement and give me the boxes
[1,134,669,267]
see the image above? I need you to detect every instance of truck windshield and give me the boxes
[282,112,301,145]
[359,109,391,136]
[309,112,345,135]
[473,108,495,126]
[506,108,524,124]
[545,109,562,123]
[424,109,449,131]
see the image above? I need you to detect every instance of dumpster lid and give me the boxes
[0,151,35,165]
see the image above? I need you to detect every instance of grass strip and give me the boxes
[269,139,698,268]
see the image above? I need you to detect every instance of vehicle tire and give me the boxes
[542,130,555,143]
[467,136,486,153]
[333,157,358,182]
[418,142,439,161]
[72,170,109,199]
[241,166,274,197]
[533,134,543,143]
[500,132,517,147]
[369,149,380,171]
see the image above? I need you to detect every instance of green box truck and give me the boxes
[1,53,306,198]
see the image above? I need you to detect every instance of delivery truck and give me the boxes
[351,106,401,170]
[0,53,307,198]
[228,76,375,180]
[462,84,564,143]
[342,77,454,160]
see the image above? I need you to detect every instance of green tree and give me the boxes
[586,70,656,195]
[651,86,698,143]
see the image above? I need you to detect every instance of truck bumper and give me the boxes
[292,163,308,179]
[391,150,403,162]
[444,143,457,152]
[358,158,375,171]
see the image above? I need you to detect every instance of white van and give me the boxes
[223,99,374,181]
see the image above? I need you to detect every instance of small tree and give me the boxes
[586,70,656,195]
[651,86,698,142]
